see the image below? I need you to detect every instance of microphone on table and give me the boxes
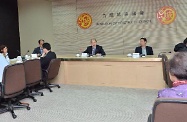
[158,52,171,58]
[24,50,30,56]
[22,50,30,61]
[16,50,29,61]
[16,50,29,56]
[17,50,21,56]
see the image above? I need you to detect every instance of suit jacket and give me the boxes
[83,45,106,56]
[40,51,56,70]
[33,47,42,55]
[135,46,153,55]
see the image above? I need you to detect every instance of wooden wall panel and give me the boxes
[52,0,185,55]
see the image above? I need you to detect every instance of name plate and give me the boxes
[81,53,88,57]
[132,53,140,58]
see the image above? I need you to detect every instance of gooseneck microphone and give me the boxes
[17,50,21,56]
[158,52,171,58]
[24,50,30,56]
[16,50,30,56]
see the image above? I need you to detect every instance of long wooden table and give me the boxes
[52,55,166,89]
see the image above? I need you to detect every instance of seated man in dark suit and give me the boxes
[40,42,56,70]
[32,39,44,57]
[135,38,153,55]
[83,38,106,56]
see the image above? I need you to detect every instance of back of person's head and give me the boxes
[42,43,51,50]
[140,37,147,42]
[169,52,187,80]
[174,43,187,52]
[0,45,7,53]
[183,38,187,45]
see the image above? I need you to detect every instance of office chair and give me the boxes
[160,54,172,88]
[0,63,30,119]
[148,98,187,122]
[41,58,61,92]
[23,59,44,102]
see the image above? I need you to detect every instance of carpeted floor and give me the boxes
[0,85,158,122]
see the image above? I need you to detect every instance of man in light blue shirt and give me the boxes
[32,39,44,57]
[0,53,9,82]
[142,47,147,55]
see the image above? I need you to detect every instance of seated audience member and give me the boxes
[158,52,187,98]
[135,38,153,55]
[0,45,10,64]
[33,39,44,57]
[83,39,106,56]
[174,38,187,52]
[0,53,9,81]
[40,42,56,70]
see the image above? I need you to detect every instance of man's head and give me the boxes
[169,52,187,82]
[90,39,97,47]
[38,39,44,47]
[139,38,147,47]
[42,43,51,53]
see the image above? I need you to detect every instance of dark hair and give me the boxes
[42,43,51,50]
[38,39,44,44]
[183,38,187,45]
[0,45,7,53]
[169,52,187,80]
[174,43,187,52]
[140,38,147,42]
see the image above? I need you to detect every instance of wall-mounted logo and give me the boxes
[157,6,176,25]
[77,13,92,29]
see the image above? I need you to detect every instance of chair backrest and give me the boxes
[23,59,42,86]
[46,58,61,80]
[161,54,172,88]
[161,54,168,83]
[1,63,26,98]
[151,98,187,122]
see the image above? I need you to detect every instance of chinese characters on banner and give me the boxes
[96,10,152,26]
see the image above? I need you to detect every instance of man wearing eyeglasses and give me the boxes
[83,38,106,56]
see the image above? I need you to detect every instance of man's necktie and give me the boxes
[92,48,96,55]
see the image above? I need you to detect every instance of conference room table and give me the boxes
[53,55,166,90]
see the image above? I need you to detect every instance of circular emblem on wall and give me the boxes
[157,6,176,25]
[77,13,92,29]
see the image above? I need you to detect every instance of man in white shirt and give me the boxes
[0,45,10,64]
[0,53,9,82]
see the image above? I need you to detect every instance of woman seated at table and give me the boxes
[158,52,187,98]
[0,45,10,64]
[0,52,9,82]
